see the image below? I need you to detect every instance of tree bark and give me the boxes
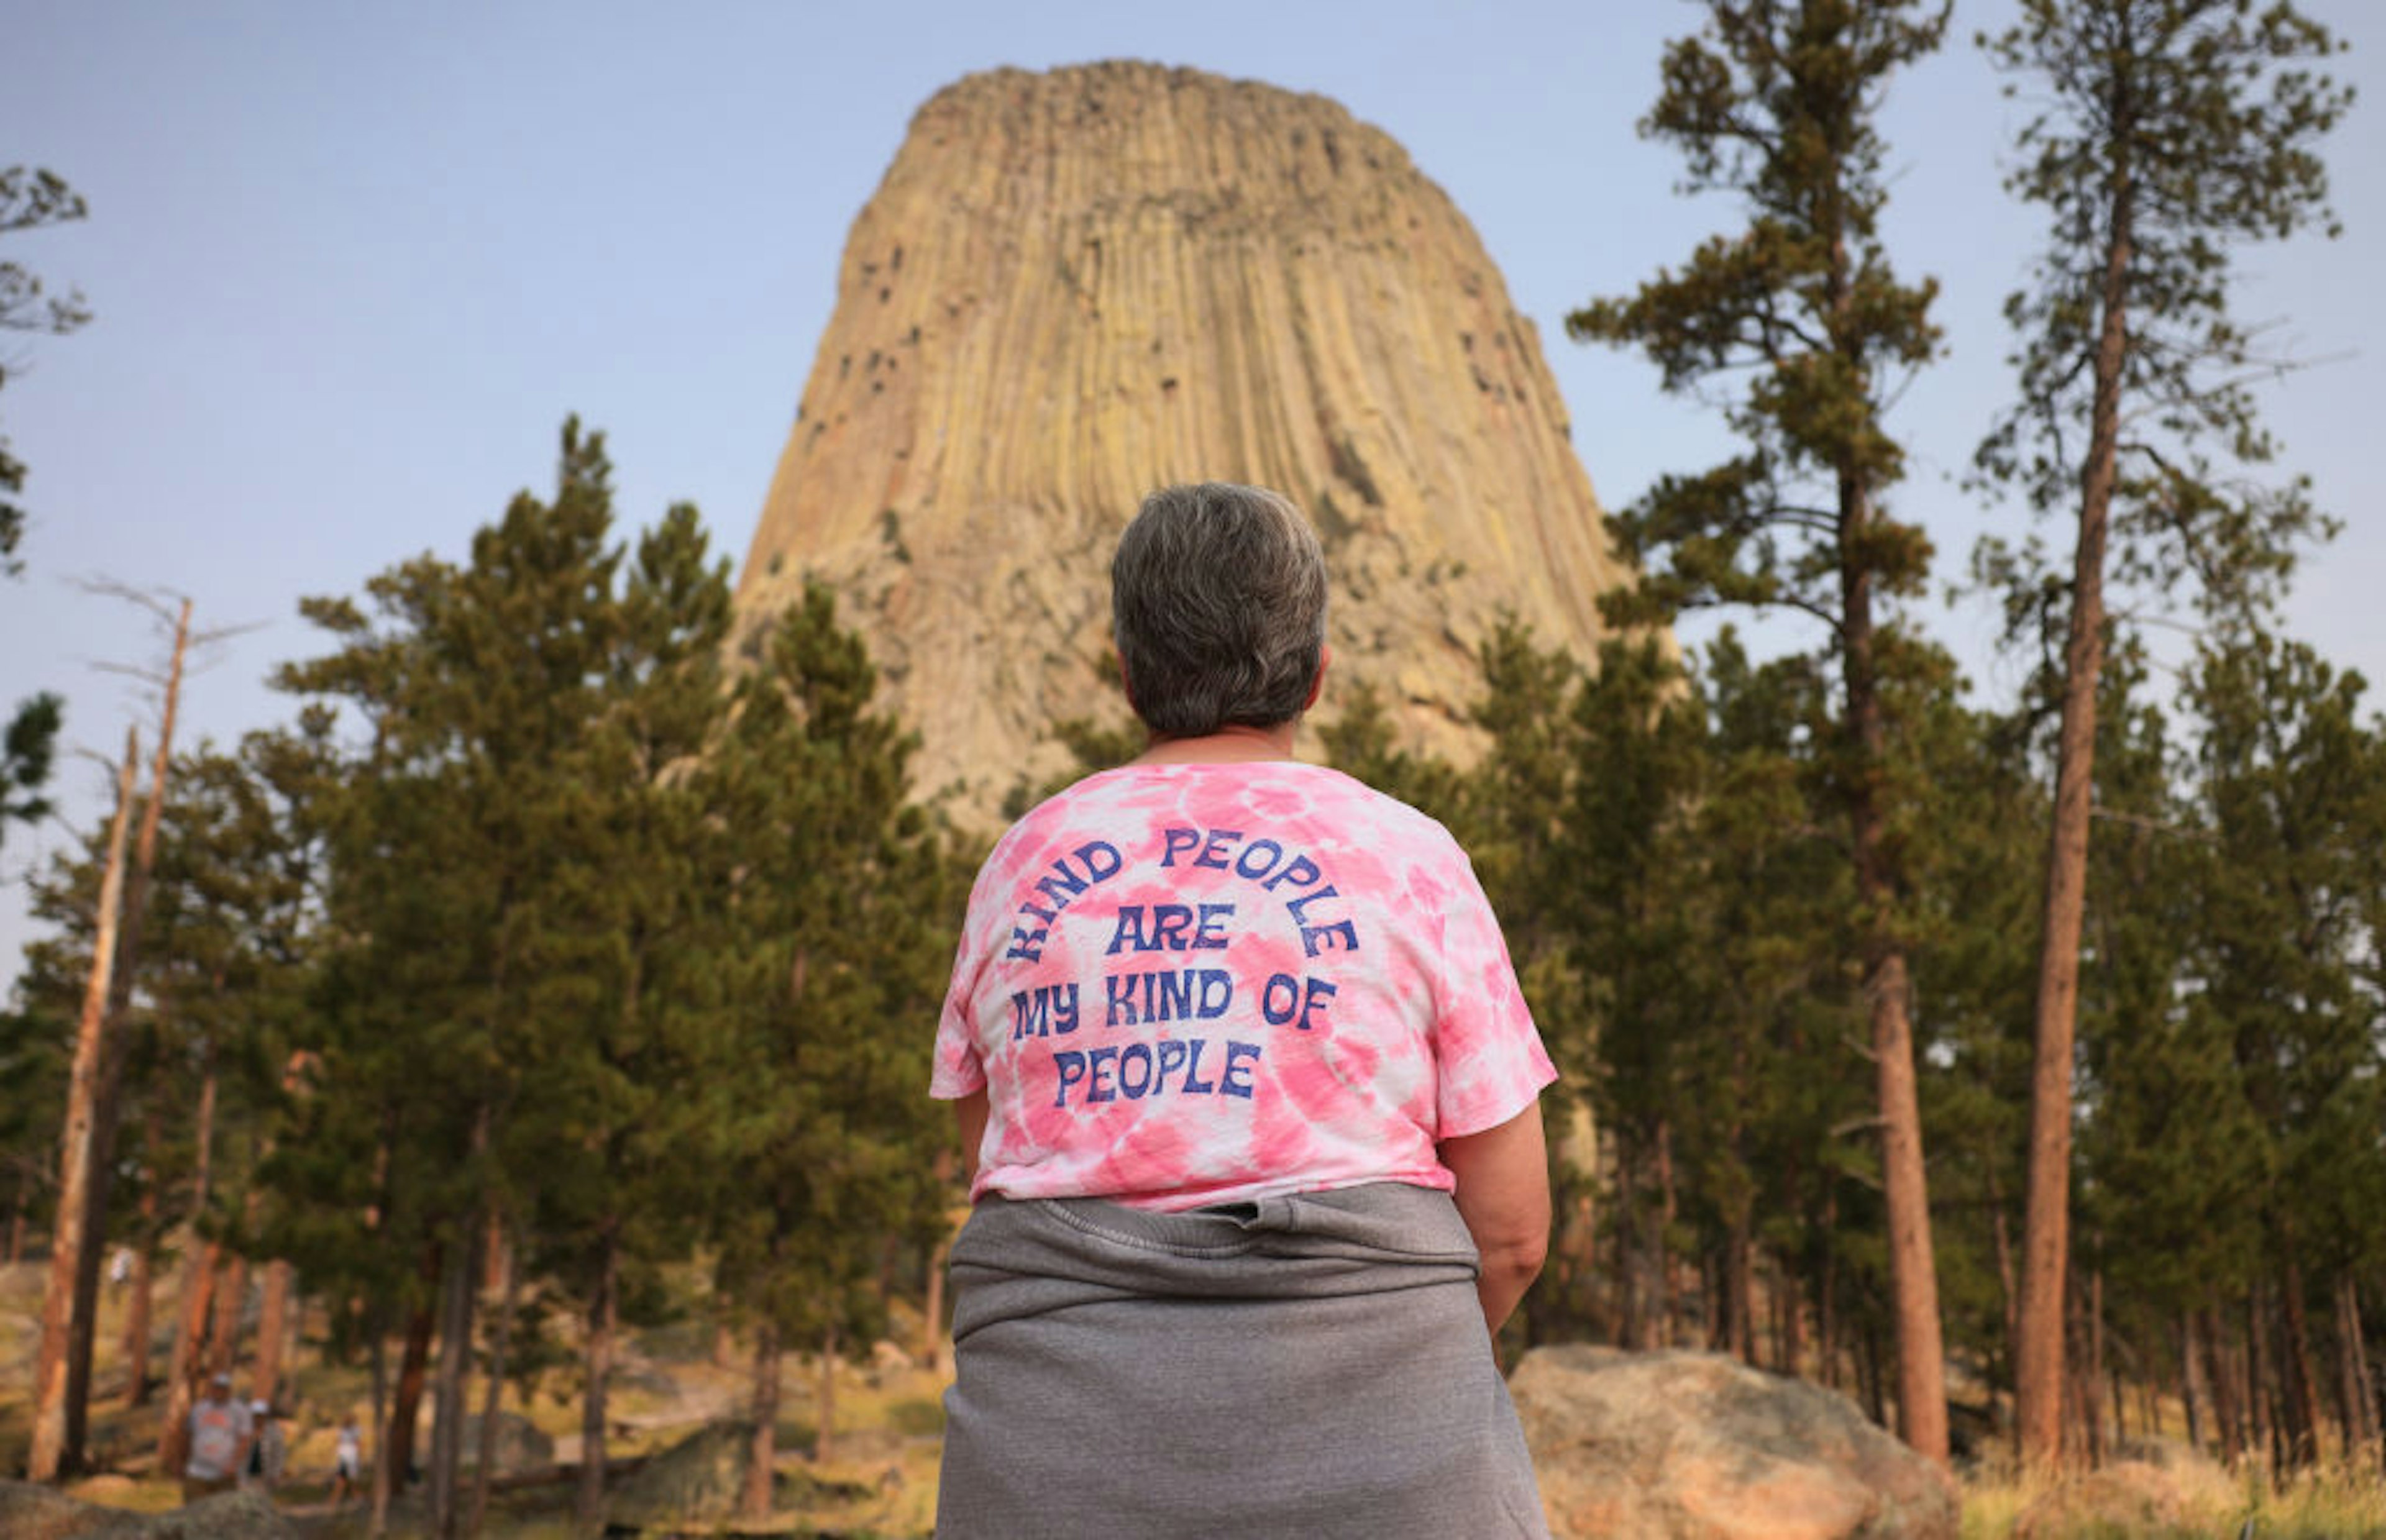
[63,599,190,1471]
[369,1319,393,1536]
[469,1228,521,1539]
[575,1223,618,1531]
[744,1314,782,1521]
[2179,1311,2205,1454]
[2017,81,2138,1475]
[1615,1142,1644,1352]
[155,1039,221,1472]
[2203,1305,2242,1463]
[2337,1274,2377,1459]
[122,1101,164,1411]
[429,1213,482,1538]
[387,1289,437,1501]
[27,729,139,1482]
[154,1239,217,1477]
[813,1321,839,1464]
[253,1261,294,1410]
[2278,1249,2321,1467]
[206,1249,249,1381]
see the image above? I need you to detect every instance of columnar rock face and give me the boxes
[734,61,1634,820]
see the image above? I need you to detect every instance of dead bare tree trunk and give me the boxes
[28,728,139,1482]
[64,598,192,1471]
[744,1314,782,1521]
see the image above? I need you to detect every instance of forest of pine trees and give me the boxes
[3,0,2379,1531]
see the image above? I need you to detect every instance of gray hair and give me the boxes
[1111,483,1329,739]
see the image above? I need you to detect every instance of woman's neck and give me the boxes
[1131,721,1299,765]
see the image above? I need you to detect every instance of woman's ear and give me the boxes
[1303,644,1331,711]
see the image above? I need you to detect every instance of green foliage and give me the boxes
[2,691,62,845]
[700,581,961,1349]
[0,166,93,575]
[1975,0,2351,632]
[1568,0,1947,633]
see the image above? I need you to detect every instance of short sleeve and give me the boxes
[1428,847,1556,1137]
[930,854,1004,1101]
[930,934,989,1100]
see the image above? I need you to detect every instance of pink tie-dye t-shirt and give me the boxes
[931,761,1556,1212]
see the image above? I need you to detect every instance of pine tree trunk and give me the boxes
[27,729,139,1482]
[367,1322,391,1535]
[122,1101,164,1411]
[2279,1251,2322,1467]
[813,1321,839,1464]
[576,1223,618,1531]
[469,1227,520,1539]
[1818,1185,1840,1393]
[2203,1305,2243,1464]
[2249,1285,2279,1467]
[2338,1275,2378,1458]
[253,1261,293,1410]
[388,1290,437,1500]
[923,1234,950,1375]
[2179,1311,2205,1454]
[154,1239,217,1476]
[429,1210,482,1538]
[1840,514,1949,1464]
[121,1237,153,1408]
[206,1250,249,1380]
[744,1316,781,1521]
[1656,1120,1682,1349]
[65,613,188,1472]
[2017,106,2137,1478]
[1616,1142,1644,1351]
[1722,1214,1754,1364]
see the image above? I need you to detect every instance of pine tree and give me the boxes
[1978,0,2352,1467]
[1569,0,1955,1460]
[700,583,956,1515]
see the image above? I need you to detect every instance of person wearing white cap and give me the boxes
[181,1372,254,1503]
[242,1398,286,1492]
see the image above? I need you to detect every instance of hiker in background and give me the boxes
[242,1398,286,1493]
[181,1372,254,1503]
[329,1411,364,1509]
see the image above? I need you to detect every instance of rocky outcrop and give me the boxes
[733,61,1635,822]
[1509,1346,1959,1540]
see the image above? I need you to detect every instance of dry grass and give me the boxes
[1959,1456,2386,1539]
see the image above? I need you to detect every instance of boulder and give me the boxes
[453,1408,556,1473]
[607,1420,869,1529]
[0,1481,299,1539]
[1510,1346,1959,1540]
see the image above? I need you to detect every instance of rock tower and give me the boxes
[734,61,1634,820]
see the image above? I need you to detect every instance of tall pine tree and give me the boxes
[1570,0,1954,1460]
[1977,0,2351,1466]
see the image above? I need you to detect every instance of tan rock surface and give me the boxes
[733,60,1636,822]
[1509,1345,1959,1540]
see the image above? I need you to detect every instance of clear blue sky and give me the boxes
[6,1,2380,986]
